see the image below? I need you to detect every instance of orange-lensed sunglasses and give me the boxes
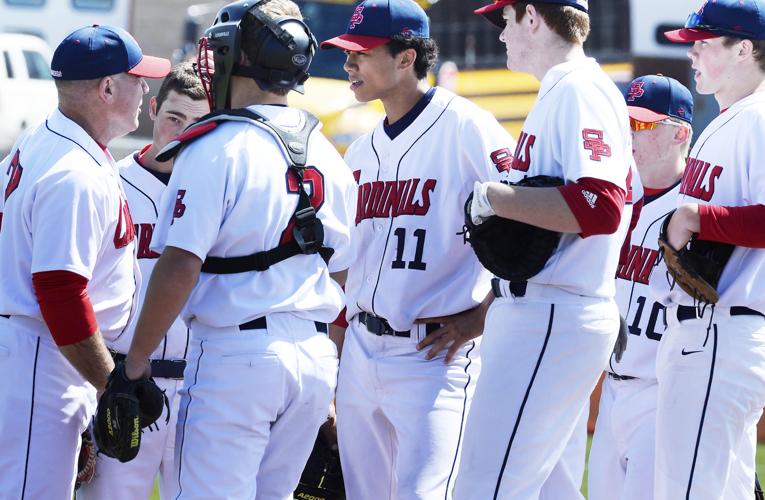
[629,117,683,132]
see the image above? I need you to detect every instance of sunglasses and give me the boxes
[630,117,684,132]
[683,12,755,38]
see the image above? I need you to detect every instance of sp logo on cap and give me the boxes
[626,81,645,102]
[349,6,365,30]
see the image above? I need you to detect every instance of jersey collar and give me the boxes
[47,108,114,167]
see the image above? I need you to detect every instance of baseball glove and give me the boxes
[74,428,97,490]
[657,210,734,304]
[94,361,167,463]
[294,430,345,500]
[463,175,564,281]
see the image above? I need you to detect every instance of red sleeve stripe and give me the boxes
[558,177,626,238]
[698,204,765,248]
[32,270,98,346]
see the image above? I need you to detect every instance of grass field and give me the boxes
[148,441,765,498]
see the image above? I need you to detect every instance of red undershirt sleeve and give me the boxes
[558,177,626,238]
[698,204,765,248]
[332,307,349,328]
[32,270,98,346]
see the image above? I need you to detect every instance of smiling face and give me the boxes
[149,90,210,152]
[343,44,412,103]
[687,37,739,95]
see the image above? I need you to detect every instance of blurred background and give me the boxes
[0,0,714,158]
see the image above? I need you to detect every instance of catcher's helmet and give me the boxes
[198,0,317,110]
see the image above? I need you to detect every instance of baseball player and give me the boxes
[0,25,169,499]
[654,2,765,498]
[320,1,512,497]
[119,1,356,498]
[76,61,209,500]
[587,74,693,500]
[455,1,634,498]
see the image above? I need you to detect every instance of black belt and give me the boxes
[0,314,8,319]
[111,352,186,380]
[607,372,637,381]
[676,305,764,322]
[238,316,328,334]
[358,312,439,338]
[491,278,528,298]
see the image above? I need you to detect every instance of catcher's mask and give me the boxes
[198,0,317,110]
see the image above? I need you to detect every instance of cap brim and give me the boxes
[320,34,390,52]
[128,55,171,78]
[664,28,720,43]
[474,1,515,28]
[627,106,669,123]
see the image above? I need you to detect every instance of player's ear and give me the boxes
[98,76,115,104]
[149,96,158,120]
[674,124,690,145]
[398,48,417,71]
[737,39,754,60]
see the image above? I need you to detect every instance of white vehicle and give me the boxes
[0,34,57,153]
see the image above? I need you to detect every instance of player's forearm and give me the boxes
[127,246,201,363]
[486,184,582,233]
[59,330,115,391]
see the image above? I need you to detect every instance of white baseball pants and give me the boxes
[454,285,619,499]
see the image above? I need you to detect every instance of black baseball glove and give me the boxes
[463,175,564,281]
[294,430,345,500]
[657,210,734,304]
[94,361,167,463]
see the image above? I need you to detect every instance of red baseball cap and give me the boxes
[664,0,765,43]
[475,0,588,28]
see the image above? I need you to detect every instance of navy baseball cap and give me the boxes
[624,75,693,124]
[475,0,588,28]
[51,25,171,80]
[320,0,429,52]
[665,0,765,42]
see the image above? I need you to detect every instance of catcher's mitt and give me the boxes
[294,430,345,500]
[657,210,734,304]
[463,175,563,281]
[94,361,167,463]
[74,428,97,490]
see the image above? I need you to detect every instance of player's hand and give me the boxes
[123,354,151,381]
[470,181,496,225]
[319,399,338,448]
[415,304,488,363]
[666,203,700,250]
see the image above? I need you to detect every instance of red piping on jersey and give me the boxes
[558,177,626,238]
[698,204,765,248]
[32,270,98,346]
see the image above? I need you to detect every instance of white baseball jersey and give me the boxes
[653,92,765,312]
[501,57,633,299]
[151,104,355,327]
[0,109,138,341]
[111,152,189,359]
[343,87,511,331]
[610,183,678,380]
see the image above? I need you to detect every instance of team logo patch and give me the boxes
[626,81,645,102]
[292,54,308,66]
[582,129,612,161]
[4,150,23,201]
[349,6,364,30]
[490,148,514,173]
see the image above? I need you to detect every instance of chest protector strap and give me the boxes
[158,108,333,274]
